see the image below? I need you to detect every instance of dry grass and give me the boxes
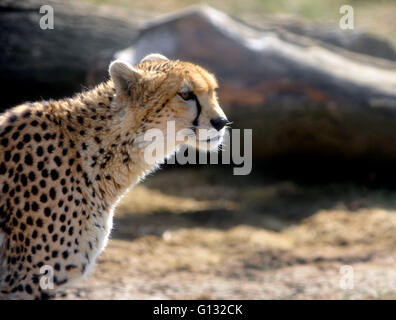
[60,167,396,299]
[287,208,396,246]
[117,185,236,216]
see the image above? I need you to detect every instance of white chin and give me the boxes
[195,134,224,152]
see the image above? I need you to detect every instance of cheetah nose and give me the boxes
[210,117,229,131]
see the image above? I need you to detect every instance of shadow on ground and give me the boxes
[62,166,396,299]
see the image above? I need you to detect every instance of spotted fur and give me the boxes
[0,54,227,299]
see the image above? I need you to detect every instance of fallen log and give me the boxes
[247,16,396,61]
[116,5,396,176]
[0,0,139,110]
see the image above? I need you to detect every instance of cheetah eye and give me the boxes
[178,91,194,101]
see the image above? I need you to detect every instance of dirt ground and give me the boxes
[59,167,396,299]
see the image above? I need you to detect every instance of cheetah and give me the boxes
[0,53,229,299]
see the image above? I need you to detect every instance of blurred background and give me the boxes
[2,0,396,299]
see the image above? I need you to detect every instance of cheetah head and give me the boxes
[109,54,229,159]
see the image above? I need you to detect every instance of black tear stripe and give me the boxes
[192,93,202,127]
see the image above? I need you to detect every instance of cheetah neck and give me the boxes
[46,81,165,208]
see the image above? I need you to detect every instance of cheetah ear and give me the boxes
[109,60,142,95]
[140,53,169,63]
